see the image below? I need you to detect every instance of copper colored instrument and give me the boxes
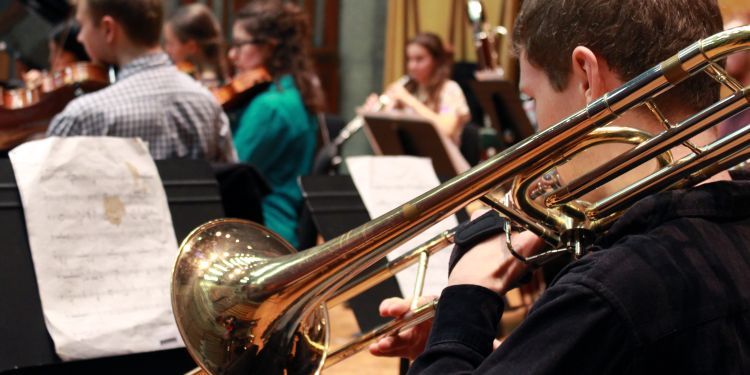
[212,68,272,111]
[0,62,109,149]
[2,62,109,109]
[175,61,199,78]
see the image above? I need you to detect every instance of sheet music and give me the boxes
[9,137,183,360]
[346,156,456,299]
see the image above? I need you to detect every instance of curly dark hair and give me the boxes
[403,32,454,112]
[235,1,325,113]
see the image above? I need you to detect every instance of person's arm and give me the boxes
[369,214,543,360]
[388,81,470,142]
[388,85,463,141]
[46,102,94,136]
[406,285,504,374]
[410,277,634,374]
[405,209,632,374]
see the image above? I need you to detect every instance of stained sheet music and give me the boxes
[346,155,456,299]
[9,137,182,360]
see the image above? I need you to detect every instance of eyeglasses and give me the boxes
[229,39,265,49]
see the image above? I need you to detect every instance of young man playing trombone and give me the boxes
[371,0,750,373]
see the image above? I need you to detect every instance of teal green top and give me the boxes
[232,75,317,248]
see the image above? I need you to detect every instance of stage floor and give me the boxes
[325,304,401,374]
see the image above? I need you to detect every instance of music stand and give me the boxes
[0,158,223,374]
[363,112,459,178]
[299,175,403,332]
[470,78,535,148]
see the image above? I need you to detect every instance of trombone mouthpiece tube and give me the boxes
[376,75,410,109]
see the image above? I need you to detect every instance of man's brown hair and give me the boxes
[83,0,164,47]
[513,0,724,112]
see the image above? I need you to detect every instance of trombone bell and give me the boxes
[171,219,330,375]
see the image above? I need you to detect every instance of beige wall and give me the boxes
[384,0,509,88]
[382,0,750,87]
[721,0,750,18]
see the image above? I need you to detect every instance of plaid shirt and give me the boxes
[47,52,237,162]
[413,180,750,374]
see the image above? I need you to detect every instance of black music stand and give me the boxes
[470,78,535,147]
[212,162,269,225]
[299,175,404,334]
[363,113,459,178]
[0,158,223,374]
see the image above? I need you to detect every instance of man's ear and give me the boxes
[570,46,609,104]
[100,15,117,45]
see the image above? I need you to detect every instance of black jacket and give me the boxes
[410,181,750,374]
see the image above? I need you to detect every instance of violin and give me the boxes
[176,60,225,90]
[1,86,41,110]
[2,62,109,109]
[0,62,110,149]
[212,67,272,111]
[175,61,198,78]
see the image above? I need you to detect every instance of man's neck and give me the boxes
[629,108,733,184]
[562,108,732,203]
[116,44,163,67]
[672,129,732,185]
[610,109,733,189]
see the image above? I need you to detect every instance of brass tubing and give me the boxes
[703,62,745,92]
[698,26,750,65]
[327,229,456,307]
[479,195,560,246]
[324,299,438,369]
[549,88,750,208]
[590,112,750,219]
[410,252,429,310]
[684,146,750,187]
[514,127,668,236]
[644,100,703,154]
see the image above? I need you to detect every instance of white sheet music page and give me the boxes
[346,155,456,299]
[9,136,183,360]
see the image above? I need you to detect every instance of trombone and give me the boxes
[171,26,750,374]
